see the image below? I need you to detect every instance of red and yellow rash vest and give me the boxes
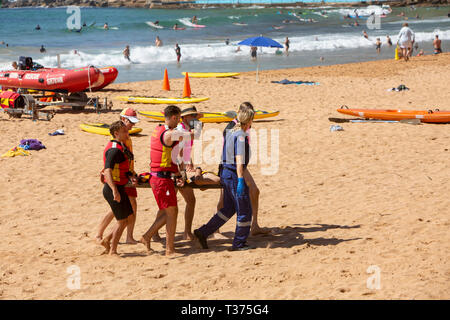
[150,124,179,173]
[103,140,130,185]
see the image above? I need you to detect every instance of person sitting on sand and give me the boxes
[194,108,256,251]
[97,109,140,245]
[433,35,442,54]
[99,121,138,255]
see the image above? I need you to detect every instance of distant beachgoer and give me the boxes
[397,22,415,61]
[83,22,87,27]
[225,38,230,45]
[155,36,163,47]
[363,30,369,40]
[417,49,424,56]
[40,45,46,53]
[433,35,442,54]
[250,46,257,60]
[275,48,282,55]
[154,20,160,26]
[375,38,381,54]
[397,12,405,17]
[235,46,241,53]
[315,36,319,41]
[386,35,392,46]
[73,49,80,56]
[123,45,130,61]
[354,21,359,27]
[320,56,324,62]
[104,23,109,30]
[12,61,18,70]
[175,43,181,63]
[415,14,420,19]
[173,23,179,30]
[191,16,198,24]
[285,37,290,55]
[35,24,41,30]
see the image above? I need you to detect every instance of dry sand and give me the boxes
[0,53,449,299]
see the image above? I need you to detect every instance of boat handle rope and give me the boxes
[87,65,93,93]
[340,105,349,109]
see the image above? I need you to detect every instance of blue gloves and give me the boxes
[237,177,245,196]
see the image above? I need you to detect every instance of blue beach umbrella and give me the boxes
[238,36,283,82]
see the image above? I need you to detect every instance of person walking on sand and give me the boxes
[151,106,204,241]
[97,108,140,245]
[433,35,442,54]
[140,105,185,256]
[99,121,138,255]
[123,45,131,61]
[194,108,255,251]
[285,37,290,55]
[397,22,415,61]
[175,43,181,63]
[155,36,163,47]
[213,102,270,239]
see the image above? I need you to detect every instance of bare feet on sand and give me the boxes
[152,233,162,242]
[125,238,139,245]
[100,238,111,254]
[139,236,152,253]
[183,232,195,241]
[251,226,272,236]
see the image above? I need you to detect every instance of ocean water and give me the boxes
[0,5,449,83]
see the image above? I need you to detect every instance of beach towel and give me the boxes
[1,146,31,158]
[271,79,320,85]
[19,139,46,150]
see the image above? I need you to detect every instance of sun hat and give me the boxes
[180,106,203,118]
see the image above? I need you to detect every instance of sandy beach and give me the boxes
[0,53,449,300]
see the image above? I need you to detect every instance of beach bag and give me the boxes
[0,91,24,109]
[19,139,46,151]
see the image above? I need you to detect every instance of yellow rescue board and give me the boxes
[116,96,209,104]
[138,110,279,123]
[80,123,143,136]
[182,72,240,78]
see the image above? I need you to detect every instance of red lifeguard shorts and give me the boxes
[124,186,137,198]
[150,176,177,210]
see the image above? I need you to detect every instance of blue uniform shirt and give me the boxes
[222,129,250,171]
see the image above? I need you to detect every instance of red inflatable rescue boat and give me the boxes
[0,66,103,93]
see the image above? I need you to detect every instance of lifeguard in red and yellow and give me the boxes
[96,108,140,245]
[140,105,185,256]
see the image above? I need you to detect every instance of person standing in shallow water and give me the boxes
[175,43,181,63]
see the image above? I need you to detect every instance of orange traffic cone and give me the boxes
[182,72,191,98]
[162,68,170,91]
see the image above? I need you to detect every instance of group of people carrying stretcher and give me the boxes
[97,102,268,256]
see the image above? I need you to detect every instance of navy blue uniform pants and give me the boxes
[198,168,252,249]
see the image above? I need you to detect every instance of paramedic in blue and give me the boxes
[194,108,255,251]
